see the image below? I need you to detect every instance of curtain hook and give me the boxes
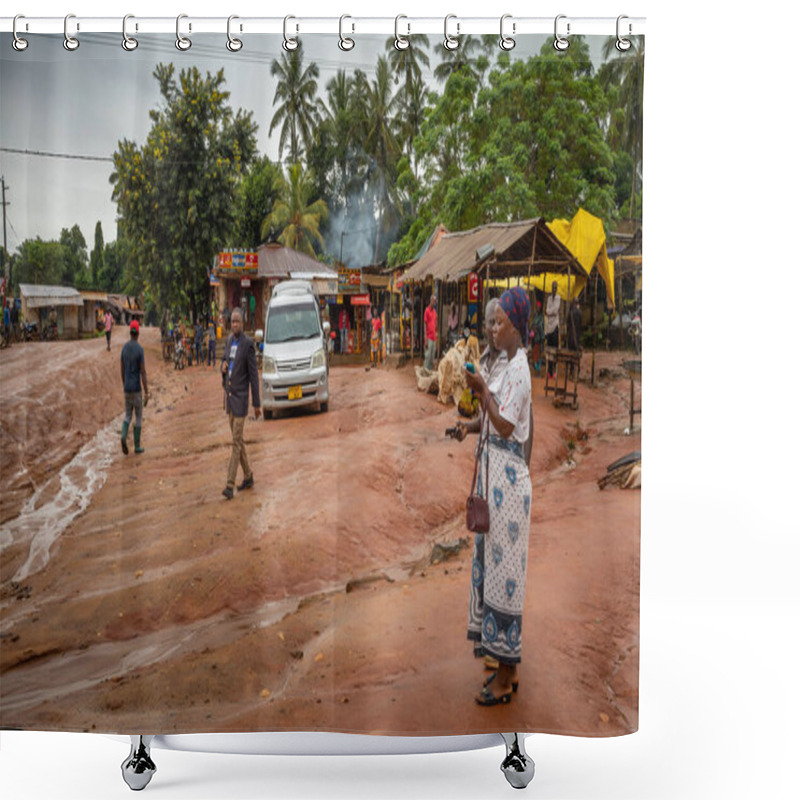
[615,15,632,52]
[283,15,299,51]
[175,13,192,51]
[443,13,459,51]
[63,13,80,51]
[554,14,570,51]
[227,15,243,52]
[394,15,410,51]
[499,14,516,51]
[122,14,138,51]
[339,15,355,51]
[12,15,29,52]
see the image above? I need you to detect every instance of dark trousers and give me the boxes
[546,329,559,375]
[208,340,216,365]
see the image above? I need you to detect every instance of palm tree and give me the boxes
[433,35,483,83]
[261,163,328,257]
[598,36,644,219]
[269,48,321,165]
[362,57,403,262]
[385,33,431,93]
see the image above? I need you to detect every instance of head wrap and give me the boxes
[499,287,531,344]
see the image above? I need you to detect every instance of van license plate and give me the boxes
[288,385,303,401]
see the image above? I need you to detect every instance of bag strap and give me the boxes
[470,408,490,496]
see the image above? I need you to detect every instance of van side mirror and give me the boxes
[322,321,331,335]
[255,328,264,343]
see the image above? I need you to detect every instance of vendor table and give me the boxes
[543,348,581,409]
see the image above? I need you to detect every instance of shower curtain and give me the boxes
[0,21,642,739]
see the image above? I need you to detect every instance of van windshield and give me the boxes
[266,302,320,344]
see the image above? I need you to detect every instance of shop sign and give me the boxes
[218,251,258,274]
[240,278,251,288]
[337,267,362,293]
[468,271,480,302]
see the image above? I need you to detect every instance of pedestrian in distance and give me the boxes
[194,319,204,367]
[120,320,149,455]
[104,308,114,351]
[424,294,438,371]
[207,318,217,366]
[220,308,261,500]
[545,280,561,379]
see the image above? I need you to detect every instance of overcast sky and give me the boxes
[0,31,608,256]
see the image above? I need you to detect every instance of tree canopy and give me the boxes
[110,63,257,315]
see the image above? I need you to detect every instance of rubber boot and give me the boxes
[121,420,129,455]
[134,426,144,454]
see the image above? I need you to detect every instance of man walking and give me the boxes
[194,318,204,367]
[423,294,437,371]
[104,308,114,351]
[220,308,261,500]
[120,320,149,455]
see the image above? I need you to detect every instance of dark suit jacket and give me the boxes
[222,333,260,417]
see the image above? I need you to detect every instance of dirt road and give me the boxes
[0,329,640,737]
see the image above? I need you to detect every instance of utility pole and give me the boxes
[1,176,8,289]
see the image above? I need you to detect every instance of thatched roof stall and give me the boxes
[401,218,584,284]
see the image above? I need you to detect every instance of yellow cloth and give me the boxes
[487,275,586,301]
[547,208,615,307]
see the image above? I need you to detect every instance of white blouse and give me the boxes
[490,349,531,444]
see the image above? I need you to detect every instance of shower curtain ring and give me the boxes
[554,14,570,51]
[12,15,29,52]
[122,14,138,51]
[176,14,192,51]
[283,16,299,51]
[499,14,516,51]
[394,15,410,51]
[444,14,460,51]
[63,14,80,51]
[227,15,243,52]
[339,15,355,51]
[615,15,632,51]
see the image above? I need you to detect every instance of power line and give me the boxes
[0,147,113,163]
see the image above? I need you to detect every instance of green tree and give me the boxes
[14,238,65,286]
[433,35,483,83]
[59,224,89,287]
[598,36,644,219]
[262,163,328,257]
[389,39,617,265]
[269,48,321,165]
[110,63,257,316]
[233,156,283,248]
[100,237,128,293]
[89,221,105,288]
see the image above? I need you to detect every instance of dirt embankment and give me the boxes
[0,331,641,738]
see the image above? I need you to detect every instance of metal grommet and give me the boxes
[554,14,570,51]
[63,13,80,51]
[615,15,632,52]
[122,14,138,51]
[283,15,298,52]
[227,15,243,52]
[499,14,516,51]
[394,15,410,51]
[443,14,459,51]
[175,13,192,51]
[12,15,29,52]
[338,15,355,51]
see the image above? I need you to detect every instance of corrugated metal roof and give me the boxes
[257,244,337,279]
[19,283,82,300]
[401,219,584,283]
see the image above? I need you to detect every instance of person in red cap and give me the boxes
[120,319,149,454]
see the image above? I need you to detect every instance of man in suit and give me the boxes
[220,307,261,500]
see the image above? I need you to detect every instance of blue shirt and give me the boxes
[121,340,145,393]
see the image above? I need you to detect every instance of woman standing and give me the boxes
[461,287,532,706]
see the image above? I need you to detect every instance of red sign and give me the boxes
[350,294,371,306]
[468,272,479,302]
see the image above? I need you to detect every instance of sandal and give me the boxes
[476,686,513,706]
[482,671,519,693]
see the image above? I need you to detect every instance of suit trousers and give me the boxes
[227,413,252,489]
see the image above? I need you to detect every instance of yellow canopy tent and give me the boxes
[487,274,587,300]
[547,208,615,308]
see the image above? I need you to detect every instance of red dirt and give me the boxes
[0,329,640,737]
